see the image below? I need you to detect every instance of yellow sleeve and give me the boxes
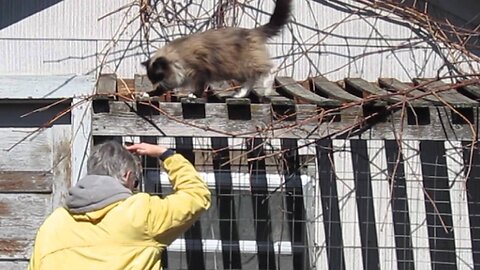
[147,153,211,244]
[28,235,40,270]
[27,254,35,270]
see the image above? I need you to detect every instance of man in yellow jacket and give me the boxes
[28,140,211,270]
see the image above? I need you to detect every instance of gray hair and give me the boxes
[87,140,142,186]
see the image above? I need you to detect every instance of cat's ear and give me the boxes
[141,59,150,68]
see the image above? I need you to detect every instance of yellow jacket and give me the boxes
[28,154,211,270]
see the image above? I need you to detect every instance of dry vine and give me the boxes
[7,1,480,267]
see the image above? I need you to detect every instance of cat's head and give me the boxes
[141,50,185,96]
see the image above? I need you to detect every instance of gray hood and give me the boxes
[66,175,132,214]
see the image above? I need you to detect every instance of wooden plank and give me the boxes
[109,100,133,113]
[211,80,238,99]
[459,83,480,101]
[91,102,388,139]
[0,172,52,193]
[413,78,478,106]
[345,78,399,103]
[116,78,135,97]
[266,95,293,104]
[0,193,51,259]
[91,105,475,140]
[71,97,92,184]
[296,104,319,125]
[96,73,117,96]
[226,98,251,106]
[269,96,297,121]
[312,76,362,102]
[378,78,441,105]
[358,106,475,141]
[91,102,350,139]
[275,77,340,106]
[0,261,29,270]
[1,128,52,171]
[0,239,31,260]
[92,103,283,138]
[134,74,153,93]
[0,75,96,99]
[51,125,72,209]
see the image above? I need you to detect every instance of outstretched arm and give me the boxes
[126,143,211,244]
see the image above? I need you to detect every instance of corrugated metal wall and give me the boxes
[1,0,477,81]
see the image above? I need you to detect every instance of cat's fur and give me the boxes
[142,0,292,98]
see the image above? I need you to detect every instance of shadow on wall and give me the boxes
[0,0,63,30]
[313,0,480,58]
[394,0,480,57]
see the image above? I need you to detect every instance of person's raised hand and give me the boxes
[126,143,168,158]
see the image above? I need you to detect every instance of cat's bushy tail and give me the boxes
[257,0,292,38]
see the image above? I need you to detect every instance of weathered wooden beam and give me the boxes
[71,96,93,185]
[413,78,478,106]
[108,100,134,113]
[94,74,118,113]
[0,239,31,260]
[379,78,441,105]
[459,83,480,101]
[0,260,29,270]
[134,74,153,93]
[0,172,52,193]
[345,78,399,103]
[211,81,238,100]
[268,96,297,121]
[116,78,135,97]
[296,104,319,124]
[96,73,117,96]
[2,128,52,171]
[364,106,476,140]
[92,112,321,138]
[93,103,282,138]
[51,125,72,209]
[91,101,476,140]
[0,193,51,259]
[312,76,361,103]
[93,101,331,138]
[275,77,340,106]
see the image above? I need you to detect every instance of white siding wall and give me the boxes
[0,0,477,81]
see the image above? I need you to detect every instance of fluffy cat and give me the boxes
[141,0,292,98]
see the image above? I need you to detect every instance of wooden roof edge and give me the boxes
[92,73,480,107]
